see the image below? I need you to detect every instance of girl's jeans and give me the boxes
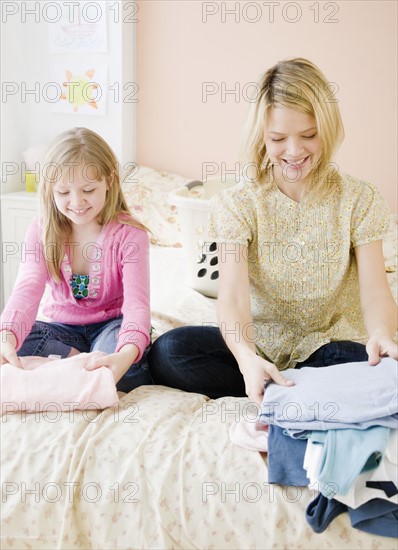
[18,315,152,393]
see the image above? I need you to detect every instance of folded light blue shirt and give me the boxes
[260,357,398,437]
[310,426,390,497]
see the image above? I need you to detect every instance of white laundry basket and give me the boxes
[169,177,237,298]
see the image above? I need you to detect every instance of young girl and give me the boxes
[148,57,398,404]
[0,127,152,393]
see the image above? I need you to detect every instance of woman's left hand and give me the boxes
[366,333,398,365]
[85,345,139,383]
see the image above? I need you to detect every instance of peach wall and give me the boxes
[136,0,397,211]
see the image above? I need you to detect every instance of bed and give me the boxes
[1,167,397,549]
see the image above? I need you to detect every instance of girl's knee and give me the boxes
[28,321,52,337]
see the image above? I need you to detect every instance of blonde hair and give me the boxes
[38,127,147,281]
[240,57,345,198]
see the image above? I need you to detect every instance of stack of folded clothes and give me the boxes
[260,357,398,538]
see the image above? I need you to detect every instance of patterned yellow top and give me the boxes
[208,173,390,370]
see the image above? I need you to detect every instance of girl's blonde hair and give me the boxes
[240,57,345,198]
[39,127,147,281]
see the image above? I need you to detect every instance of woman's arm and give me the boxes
[217,242,293,405]
[355,240,398,364]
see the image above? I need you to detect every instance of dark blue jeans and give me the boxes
[18,316,153,393]
[148,326,369,398]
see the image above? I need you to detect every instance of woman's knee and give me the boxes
[149,329,190,372]
[323,340,368,365]
[150,326,222,360]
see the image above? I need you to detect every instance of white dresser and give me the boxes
[1,192,39,304]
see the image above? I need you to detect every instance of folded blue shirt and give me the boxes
[260,357,398,437]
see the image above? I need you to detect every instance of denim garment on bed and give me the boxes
[306,493,398,538]
[267,424,309,486]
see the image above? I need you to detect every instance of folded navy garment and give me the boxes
[350,498,398,538]
[306,493,347,533]
[267,425,309,486]
[260,357,398,438]
[306,493,398,538]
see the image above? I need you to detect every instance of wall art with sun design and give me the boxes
[50,63,108,116]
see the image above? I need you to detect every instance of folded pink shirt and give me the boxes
[1,352,119,415]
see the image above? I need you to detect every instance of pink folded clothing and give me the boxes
[229,417,268,452]
[1,352,119,415]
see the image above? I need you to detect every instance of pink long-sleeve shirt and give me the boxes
[1,217,151,361]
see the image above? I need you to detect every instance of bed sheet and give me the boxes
[2,385,397,550]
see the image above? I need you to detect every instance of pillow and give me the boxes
[122,165,191,247]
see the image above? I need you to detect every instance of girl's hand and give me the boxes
[85,345,139,384]
[366,332,398,365]
[0,332,22,368]
[239,355,294,406]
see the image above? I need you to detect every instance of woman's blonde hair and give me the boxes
[39,127,147,281]
[240,57,345,198]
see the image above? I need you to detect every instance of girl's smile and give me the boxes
[53,164,111,228]
[67,207,92,216]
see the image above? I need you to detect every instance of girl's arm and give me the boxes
[1,219,47,356]
[355,240,398,363]
[85,343,139,383]
[117,227,151,358]
[217,243,293,405]
[85,226,150,383]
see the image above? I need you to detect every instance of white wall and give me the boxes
[1,0,136,194]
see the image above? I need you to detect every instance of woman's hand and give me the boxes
[239,354,294,406]
[366,332,398,365]
[0,331,22,368]
[85,345,139,383]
